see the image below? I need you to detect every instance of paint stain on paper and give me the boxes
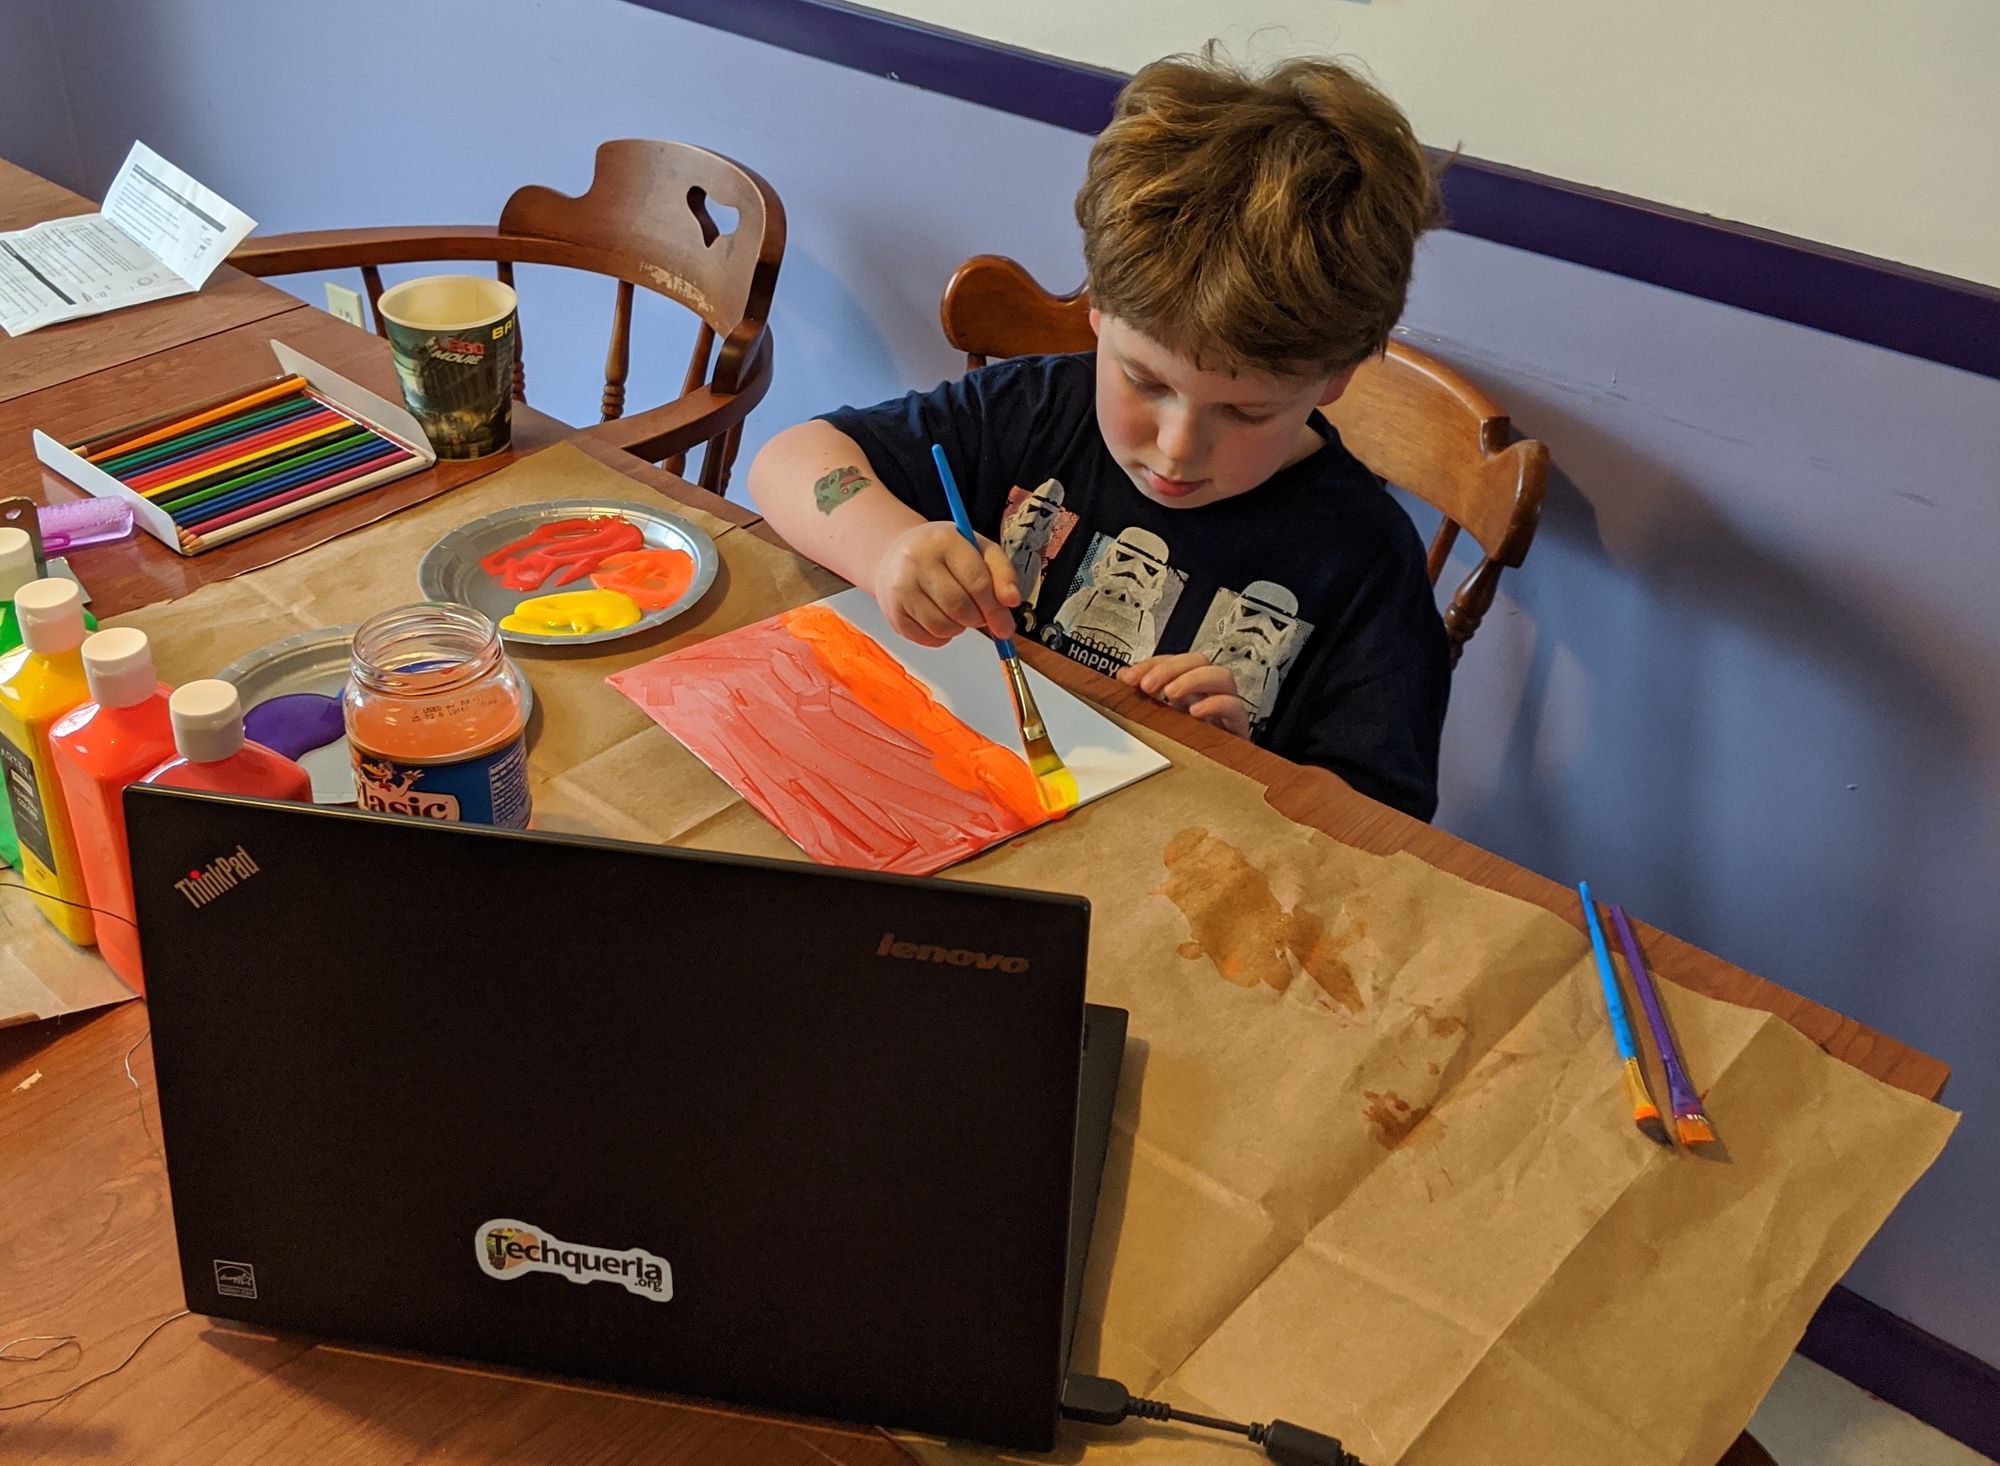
[1363,1090,1436,1151]
[1414,1004,1466,1038]
[1157,828,1364,1012]
[607,604,1045,876]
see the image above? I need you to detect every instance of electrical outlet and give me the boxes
[324,282,366,329]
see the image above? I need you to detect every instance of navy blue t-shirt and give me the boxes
[820,352,1450,820]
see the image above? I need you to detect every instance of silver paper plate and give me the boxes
[415,499,719,647]
[216,625,535,805]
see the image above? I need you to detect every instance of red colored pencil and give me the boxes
[84,375,307,462]
[116,408,344,491]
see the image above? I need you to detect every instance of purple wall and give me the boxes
[0,0,83,192]
[25,0,2000,1365]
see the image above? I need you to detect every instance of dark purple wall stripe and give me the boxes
[624,0,2000,381]
[1800,1285,2000,1460]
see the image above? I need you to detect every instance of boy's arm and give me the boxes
[747,419,1020,646]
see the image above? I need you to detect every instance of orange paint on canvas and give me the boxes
[779,603,1046,828]
[608,607,1047,876]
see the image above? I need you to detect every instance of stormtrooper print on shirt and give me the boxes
[1188,580,1315,732]
[1042,526,1188,675]
[999,478,1079,620]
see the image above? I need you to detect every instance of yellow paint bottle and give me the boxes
[0,578,96,944]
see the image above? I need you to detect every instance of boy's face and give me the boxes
[1092,312,1356,510]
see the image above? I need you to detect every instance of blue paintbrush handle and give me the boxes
[928,443,1016,658]
[1578,882,1641,1064]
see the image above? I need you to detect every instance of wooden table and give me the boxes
[0,160,306,405]
[0,161,1942,1466]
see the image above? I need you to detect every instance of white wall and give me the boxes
[879,0,2000,287]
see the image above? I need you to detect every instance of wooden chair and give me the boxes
[229,140,784,495]
[940,255,1548,664]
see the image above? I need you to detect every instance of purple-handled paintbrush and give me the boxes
[1609,904,1714,1147]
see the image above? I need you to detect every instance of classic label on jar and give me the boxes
[352,735,530,828]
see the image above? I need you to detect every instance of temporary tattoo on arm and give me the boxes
[813,465,872,515]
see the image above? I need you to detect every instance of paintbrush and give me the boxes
[1577,881,1672,1147]
[928,444,1079,816]
[1609,903,1714,1146]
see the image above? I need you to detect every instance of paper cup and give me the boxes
[377,275,518,460]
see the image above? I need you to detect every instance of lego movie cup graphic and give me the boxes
[377,274,517,460]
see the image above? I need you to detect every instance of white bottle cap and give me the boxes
[0,529,35,602]
[82,627,158,709]
[169,679,245,763]
[15,577,86,655]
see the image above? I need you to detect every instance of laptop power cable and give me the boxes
[1061,1374,1367,1465]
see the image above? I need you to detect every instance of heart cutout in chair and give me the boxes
[686,187,739,248]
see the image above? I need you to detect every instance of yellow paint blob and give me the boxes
[500,588,643,637]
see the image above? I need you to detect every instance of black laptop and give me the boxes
[127,786,1125,1452]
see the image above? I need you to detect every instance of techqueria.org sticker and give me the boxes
[475,1217,673,1301]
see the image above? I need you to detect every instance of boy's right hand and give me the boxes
[875,522,1022,647]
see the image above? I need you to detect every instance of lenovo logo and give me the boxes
[877,932,1029,973]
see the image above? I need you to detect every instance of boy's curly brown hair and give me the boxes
[1076,50,1441,377]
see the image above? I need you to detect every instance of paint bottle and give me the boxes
[50,629,177,990]
[0,579,97,943]
[144,680,314,801]
[0,526,98,657]
[344,603,530,827]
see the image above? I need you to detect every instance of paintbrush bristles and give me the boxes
[1620,1059,1673,1147]
[1674,1114,1715,1146]
[1000,656,1078,814]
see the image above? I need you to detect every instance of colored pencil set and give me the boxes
[67,373,424,554]
[1577,882,1716,1150]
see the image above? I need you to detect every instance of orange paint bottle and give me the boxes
[50,628,177,991]
[143,680,313,801]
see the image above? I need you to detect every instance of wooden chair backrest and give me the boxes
[939,254,1548,661]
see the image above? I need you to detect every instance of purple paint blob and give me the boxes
[244,691,345,760]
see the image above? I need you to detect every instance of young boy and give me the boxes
[748,52,1451,820]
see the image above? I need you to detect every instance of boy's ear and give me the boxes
[1088,307,1102,337]
[1318,363,1361,406]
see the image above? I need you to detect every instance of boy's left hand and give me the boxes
[1118,653,1250,739]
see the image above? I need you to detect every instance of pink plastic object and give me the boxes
[39,498,135,553]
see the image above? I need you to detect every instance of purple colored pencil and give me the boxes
[1609,903,1710,1142]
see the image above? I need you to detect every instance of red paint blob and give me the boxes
[480,517,644,591]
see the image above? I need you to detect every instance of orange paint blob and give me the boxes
[590,548,696,610]
[780,604,1046,828]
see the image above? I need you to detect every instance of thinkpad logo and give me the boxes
[176,845,260,909]
[877,932,1029,973]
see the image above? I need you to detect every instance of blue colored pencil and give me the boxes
[1578,881,1672,1147]
[172,437,398,527]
